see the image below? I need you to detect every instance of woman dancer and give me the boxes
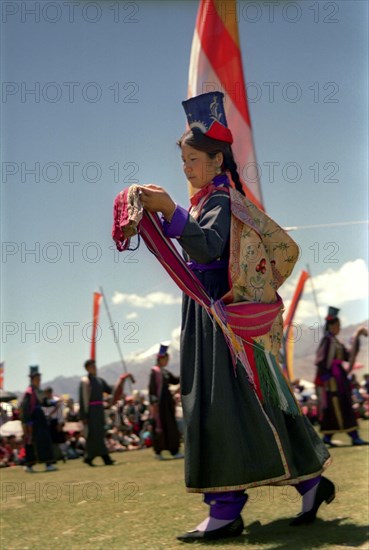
[138,92,335,541]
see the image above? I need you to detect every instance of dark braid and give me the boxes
[222,149,245,196]
[178,129,245,196]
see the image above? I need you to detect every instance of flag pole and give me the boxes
[306,264,322,328]
[285,219,368,231]
[99,286,132,394]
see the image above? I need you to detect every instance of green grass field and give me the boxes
[1,422,368,550]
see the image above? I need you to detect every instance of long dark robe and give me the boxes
[149,367,180,455]
[315,333,358,434]
[175,189,330,492]
[79,375,111,460]
[20,386,54,465]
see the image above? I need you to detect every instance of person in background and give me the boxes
[0,436,11,467]
[19,366,57,472]
[136,391,149,431]
[148,343,183,460]
[43,387,67,462]
[78,359,135,466]
[140,420,153,448]
[65,398,79,422]
[65,430,85,459]
[315,306,368,446]
[363,374,369,395]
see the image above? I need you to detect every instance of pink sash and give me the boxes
[139,210,283,340]
[112,195,300,416]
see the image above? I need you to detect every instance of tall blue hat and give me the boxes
[157,342,170,357]
[29,365,41,378]
[326,307,340,321]
[182,92,233,144]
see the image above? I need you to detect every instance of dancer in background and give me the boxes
[315,306,368,446]
[20,366,57,473]
[79,359,135,466]
[148,343,182,460]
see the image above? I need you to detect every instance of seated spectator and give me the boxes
[65,398,79,422]
[362,374,369,395]
[117,426,141,450]
[134,391,149,431]
[105,431,126,452]
[4,435,17,465]
[11,407,20,420]
[0,407,8,426]
[126,412,141,436]
[17,440,26,465]
[106,411,117,431]
[140,421,153,448]
[11,437,24,465]
[65,431,85,459]
[0,436,11,467]
[43,387,67,462]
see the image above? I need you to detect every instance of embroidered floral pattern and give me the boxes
[256,258,267,274]
[222,188,299,357]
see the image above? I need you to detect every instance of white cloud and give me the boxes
[125,326,182,363]
[283,259,368,323]
[112,291,182,308]
[125,312,138,320]
[131,343,161,361]
[170,326,181,350]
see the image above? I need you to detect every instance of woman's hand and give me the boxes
[139,185,176,221]
[356,327,368,338]
[120,373,136,384]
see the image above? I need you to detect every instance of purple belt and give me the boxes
[186,259,228,271]
[89,401,103,406]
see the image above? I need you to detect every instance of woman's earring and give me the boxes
[216,165,222,175]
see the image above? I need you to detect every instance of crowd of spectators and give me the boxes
[0,388,172,467]
[1,374,367,468]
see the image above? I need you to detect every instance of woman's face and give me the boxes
[329,320,340,335]
[181,144,222,189]
[32,375,41,388]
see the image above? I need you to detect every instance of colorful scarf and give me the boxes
[112,186,301,416]
[112,185,143,251]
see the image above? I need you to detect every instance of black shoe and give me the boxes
[290,477,335,526]
[83,458,95,467]
[102,455,116,465]
[177,516,244,542]
[352,437,369,446]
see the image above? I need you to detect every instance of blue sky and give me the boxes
[1,0,368,390]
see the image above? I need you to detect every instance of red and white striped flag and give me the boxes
[188,0,264,210]
[90,292,103,361]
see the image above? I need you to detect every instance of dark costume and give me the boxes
[79,374,111,461]
[43,396,66,461]
[149,364,180,456]
[20,384,54,466]
[112,91,335,535]
[315,332,358,435]
[163,179,330,492]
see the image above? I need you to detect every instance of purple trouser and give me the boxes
[204,476,321,520]
[294,476,321,496]
[204,491,248,520]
